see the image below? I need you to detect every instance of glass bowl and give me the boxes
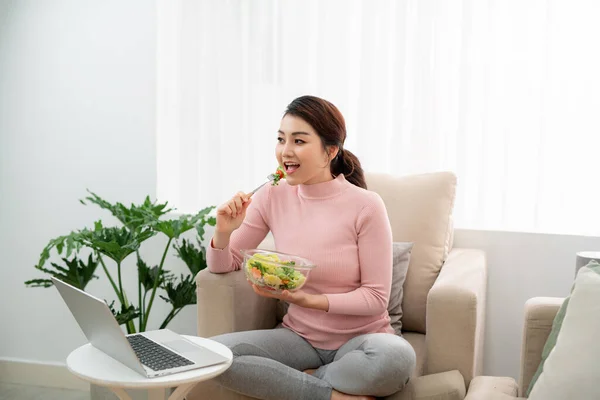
[240,249,316,293]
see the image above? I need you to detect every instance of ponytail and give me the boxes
[331,148,367,189]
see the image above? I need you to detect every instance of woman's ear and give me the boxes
[328,146,339,161]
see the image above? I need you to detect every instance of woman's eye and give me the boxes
[295,139,305,144]
[277,137,284,143]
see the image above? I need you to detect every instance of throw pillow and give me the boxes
[389,242,414,335]
[527,260,600,399]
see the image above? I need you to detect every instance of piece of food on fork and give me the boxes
[248,166,287,197]
[271,165,287,186]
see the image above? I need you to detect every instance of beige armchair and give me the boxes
[465,297,564,400]
[187,172,488,400]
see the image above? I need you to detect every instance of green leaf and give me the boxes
[65,235,78,258]
[37,233,84,269]
[159,274,197,308]
[137,257,173,293]
[154,206,216,240]
[24,278,54,288]
[26,254,99,290]
[107,300,140,326]
[196,224,206,242]
[196,206,214,220]
[78,225,156,263]
[173,239,207,276]
[82,191,173,232]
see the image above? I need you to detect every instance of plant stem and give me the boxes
[142,237,172,331]
[98,254,123,303]
[136,252,144,332]
[99,254,135,334]
[159,307,183,330]
[117,261,126,305]
[122,293,136,334]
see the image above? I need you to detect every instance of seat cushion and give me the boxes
[403,332,426,379]
[387,370,466,400]
[464,376,521,400]
[366,172,457,333]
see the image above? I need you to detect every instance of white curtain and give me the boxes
[157,0,600,237]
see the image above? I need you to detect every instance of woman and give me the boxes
[207,95,416,400]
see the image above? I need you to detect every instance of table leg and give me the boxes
[167,383,195,400]
[148,388,169,400]
[109,388,134,400]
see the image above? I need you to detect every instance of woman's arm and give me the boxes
[323,194,393,315]
[207,186,271,273]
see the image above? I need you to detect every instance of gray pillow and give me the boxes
[389,242,414,335]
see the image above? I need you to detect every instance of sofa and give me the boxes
[464,297,564,399]
[187,171,488,400]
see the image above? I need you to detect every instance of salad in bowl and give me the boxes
[241,249,316,293]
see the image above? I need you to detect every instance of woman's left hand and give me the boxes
[251,284,308,306]
[251,284,330,311]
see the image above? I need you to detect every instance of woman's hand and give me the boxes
[251,285,330,311]
[215,191,252,235]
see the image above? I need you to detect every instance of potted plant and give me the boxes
[26,192,215,399]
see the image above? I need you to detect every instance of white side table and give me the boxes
[66,335,233,400]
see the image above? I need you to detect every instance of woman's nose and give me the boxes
[282,143,294,157]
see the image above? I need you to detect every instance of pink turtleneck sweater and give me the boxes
[207,174,394,350]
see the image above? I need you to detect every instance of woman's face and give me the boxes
[276,114,338,186]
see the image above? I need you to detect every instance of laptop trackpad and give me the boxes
[163,339,201,353]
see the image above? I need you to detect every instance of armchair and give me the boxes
[188,172,487,400]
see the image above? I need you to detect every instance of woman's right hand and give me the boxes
[215,191,252,235]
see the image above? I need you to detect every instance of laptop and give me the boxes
[51,276,229,378]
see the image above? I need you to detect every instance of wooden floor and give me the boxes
[0,383,89,400]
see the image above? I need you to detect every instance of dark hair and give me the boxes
[283,95,367,189]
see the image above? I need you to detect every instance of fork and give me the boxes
[248,174,276,197]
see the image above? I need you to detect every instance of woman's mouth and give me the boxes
[284,162,300,174]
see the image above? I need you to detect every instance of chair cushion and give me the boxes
[403,332,426,379]
[366,171,457,333]
[464,376,520,400]
[387,370,466,400]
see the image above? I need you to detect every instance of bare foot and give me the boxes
[330,389,376,400]
[303,368,317,375]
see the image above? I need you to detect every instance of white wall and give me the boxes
[0,0,189,368]
[2,0,600,386]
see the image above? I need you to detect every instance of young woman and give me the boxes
[207,95,416,400]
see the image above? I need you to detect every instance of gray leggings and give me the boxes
[210,327,416,400]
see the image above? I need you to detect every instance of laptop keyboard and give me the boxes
[127,334,194,371]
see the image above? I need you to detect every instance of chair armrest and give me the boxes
[426,248,487,388]
[518,297,564,396]
[195,269,278,338]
